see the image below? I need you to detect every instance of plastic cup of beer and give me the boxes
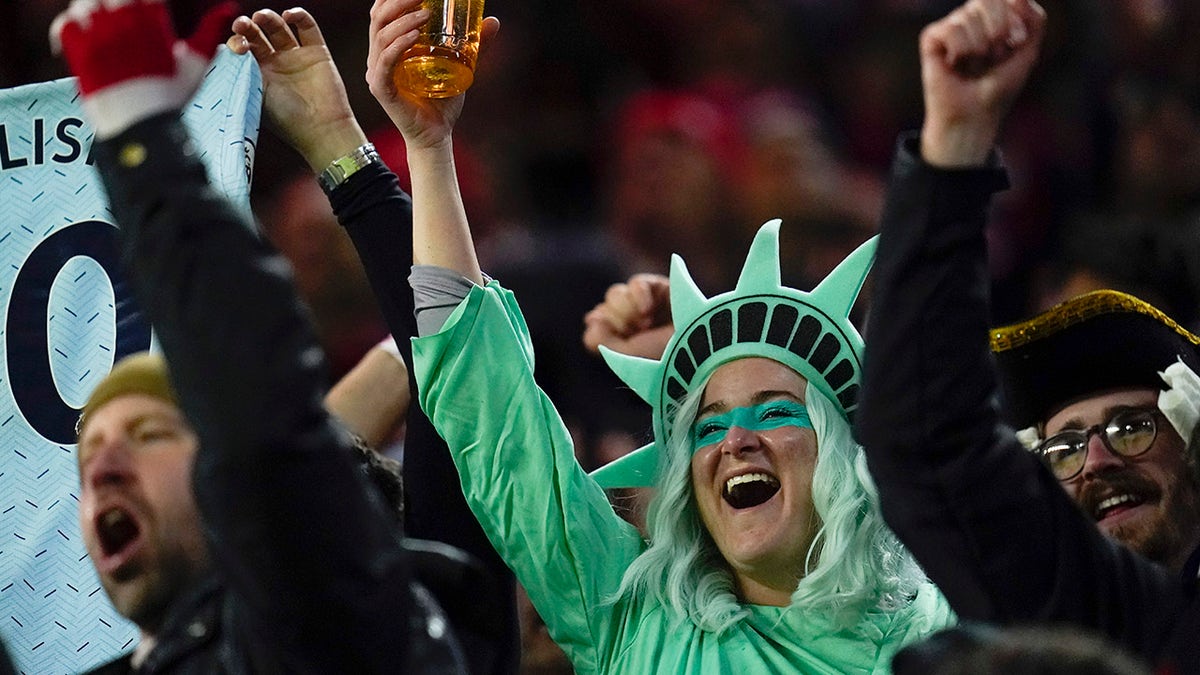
[394,0,486,99]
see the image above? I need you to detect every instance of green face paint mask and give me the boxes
[692,400,813,452]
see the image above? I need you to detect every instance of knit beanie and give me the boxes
[77,351,177,437]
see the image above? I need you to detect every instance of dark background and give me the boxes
[7,0,1200,450]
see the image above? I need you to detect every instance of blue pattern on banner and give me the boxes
[0,48,261,673]
[48,256,116,409]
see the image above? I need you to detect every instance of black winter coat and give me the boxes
[82,113,497,674]
[857,135,1200,673]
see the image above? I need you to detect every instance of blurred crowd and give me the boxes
[5,2,1200,670]
[7,0,1200,311]
[8,0,1200,370]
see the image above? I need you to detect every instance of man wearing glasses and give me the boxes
[991,291,1200,575]
[856,0,1200,669]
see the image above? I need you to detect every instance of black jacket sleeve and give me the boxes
[330,160,519,675]
[856,134,1187,659]
[93,113,464,673]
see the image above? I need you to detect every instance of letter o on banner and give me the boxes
[7,220,150,444]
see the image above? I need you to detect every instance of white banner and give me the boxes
[0,48,260,673]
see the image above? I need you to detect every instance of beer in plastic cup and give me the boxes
[394,0,485,98]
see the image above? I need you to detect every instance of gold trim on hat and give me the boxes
[990,289,1200,353]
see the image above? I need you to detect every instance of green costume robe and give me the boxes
[413,281,955,674]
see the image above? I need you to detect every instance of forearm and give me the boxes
[334,153,522,672]
[858,133,1008,472]
[295,117,368,175]
[333,164,511,563]
[325,339,409,449]
[858,132,1020,617]
[331,161,419,353]
[96,115,333,453]
[920,112,1003,169]
[408,142,483,285]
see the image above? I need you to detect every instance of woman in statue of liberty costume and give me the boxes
[365,3,954,673]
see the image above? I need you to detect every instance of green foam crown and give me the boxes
[590,220,876,488]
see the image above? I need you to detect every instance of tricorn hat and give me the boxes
[991,290,1200,429]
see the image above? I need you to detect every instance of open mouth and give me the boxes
[1092,493,1147,522]
[723,472,781,509]
[96,507,141,559]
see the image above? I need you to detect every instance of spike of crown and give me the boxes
[592,220,876,488]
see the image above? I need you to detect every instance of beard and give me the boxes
[1099,471,1200,570]
[104,537,211,632]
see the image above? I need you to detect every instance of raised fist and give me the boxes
[51,0,238,139]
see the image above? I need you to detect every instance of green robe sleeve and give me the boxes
[412,282,647,672]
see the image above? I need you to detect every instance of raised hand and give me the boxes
[918,0,1046,167]
[228,8,368,172]
[582,273,674,360]
[365,0,499,151]
[51,0,237,140]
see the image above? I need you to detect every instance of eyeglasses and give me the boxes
[1036,408,1162,481]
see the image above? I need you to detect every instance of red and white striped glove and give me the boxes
[50,0,238,140]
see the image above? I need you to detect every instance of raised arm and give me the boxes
[52,1,465,670]
[858,0,1046,618]
[916,0,1043,168]
[582,272,674,360]
[230,10,519,672]
[365,0,495,284]
[325,337,410,448]
[860,0,1044,491]
[364,4,645,670]
[858,0,1186,656]
[228,8,368,170]
[229,9,415,450]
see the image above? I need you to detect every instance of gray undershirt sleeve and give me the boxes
[411,264,488,336]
